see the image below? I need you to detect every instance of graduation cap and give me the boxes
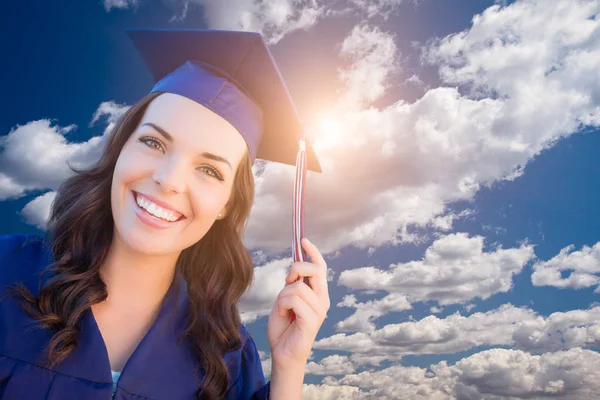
[126,28,321,173]
[127,29,317,321]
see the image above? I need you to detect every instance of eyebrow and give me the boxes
[140,122,233,171]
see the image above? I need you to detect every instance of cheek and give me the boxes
[188,184,230,220]
[111,150,148,211]
[113,149,148,186]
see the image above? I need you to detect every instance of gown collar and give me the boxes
[56,272,201,398]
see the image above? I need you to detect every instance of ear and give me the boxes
[217,208,227,219]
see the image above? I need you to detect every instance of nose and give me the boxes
[153,158,187,194]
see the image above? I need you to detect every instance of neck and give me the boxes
[98,232,180,312]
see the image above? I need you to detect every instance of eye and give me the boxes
[138,136,165,152]
[198,165,224,181]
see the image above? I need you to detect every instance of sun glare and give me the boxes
[311,112,345,150]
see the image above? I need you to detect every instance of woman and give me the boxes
[0,29,330,400]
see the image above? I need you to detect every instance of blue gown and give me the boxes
[0,234,271,399]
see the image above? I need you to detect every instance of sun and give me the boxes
[309,112,345,150]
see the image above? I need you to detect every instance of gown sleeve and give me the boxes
[227,328,271,400]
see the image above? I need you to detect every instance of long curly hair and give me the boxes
[8,91,257,399]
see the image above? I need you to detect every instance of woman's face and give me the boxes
[111,93,248,256]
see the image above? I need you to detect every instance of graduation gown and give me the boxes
[0,234,271,399]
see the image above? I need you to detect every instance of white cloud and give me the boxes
[244,24,407,254]
[335,293,412,332]
[239,257,291,323]
[424,0,600,134]
[20,191,56,230]
[0,120,83,195]
[430,305,442,314]
[90,100,131,134]
[12,1,600,261]
[0,173,26,201]
[0,101,130,226]
[532,241,600,290]
[258,350,272,378]
[429,209,474,232]
[335,233,534,329]
[314,305,600,364]
[317,363,453,400]
[102,0,139,12]
[310,347,600,400]
[350,0,406,20]
[245,0,600,255]
[338,24,400,109]
[451,348,600,399]
[306,354,357,375]
[302,383,367,400]
[180,0,325,44]
[512,306,600,353]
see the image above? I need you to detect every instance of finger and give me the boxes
[301,238,326,268]
[278,294,320,325]
[286,261,329,302]
[279,280,328,320]
[286,262,323,284]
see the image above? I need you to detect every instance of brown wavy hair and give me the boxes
[8,91,256,399]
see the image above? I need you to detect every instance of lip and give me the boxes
[131,190,186,218]
[131,192,185,230]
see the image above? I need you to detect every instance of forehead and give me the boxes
[138,93,248,165]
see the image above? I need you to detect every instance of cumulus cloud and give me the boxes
[90,100,131,135]
[336,293,412,332]
[162,0,416,44]
[257,350,272,378]
[171,0,325,44]
[450,347,600,399]
[317,363,453,400]
[0,101,129,224]
[334,233,534,330]
[11,1,600,261]
[349,0,406,20]
[245,0,600,255]
[0,173,25,200]
[245,23,409,253]
[308,347,600,400]
[306,354,357,375]
[20,191,57,230]
[464,303,476,312]
[429,209,475,232]
[430,305,442,314]
[338,24,400,108]
[314,304,600,364]
[425,0,600,132]
[302,383,368,400]
[102,0,139,12]
[0,121,79,199]
[532,241,600,290]
[238,257,292,323]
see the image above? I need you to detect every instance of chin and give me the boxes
[113,223,177,256]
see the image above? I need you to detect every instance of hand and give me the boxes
[267,238,331,367]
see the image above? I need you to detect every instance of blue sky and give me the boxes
[2,0,600,398]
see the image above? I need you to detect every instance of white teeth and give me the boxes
[135,194,180,222]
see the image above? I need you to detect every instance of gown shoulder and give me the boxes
[0,233,52,295]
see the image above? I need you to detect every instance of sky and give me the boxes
[2,0,600,399]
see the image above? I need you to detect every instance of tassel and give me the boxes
[290,138,309,322]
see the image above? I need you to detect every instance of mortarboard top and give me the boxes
[126,28,321,173]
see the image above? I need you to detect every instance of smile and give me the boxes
[132,191,185,223]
